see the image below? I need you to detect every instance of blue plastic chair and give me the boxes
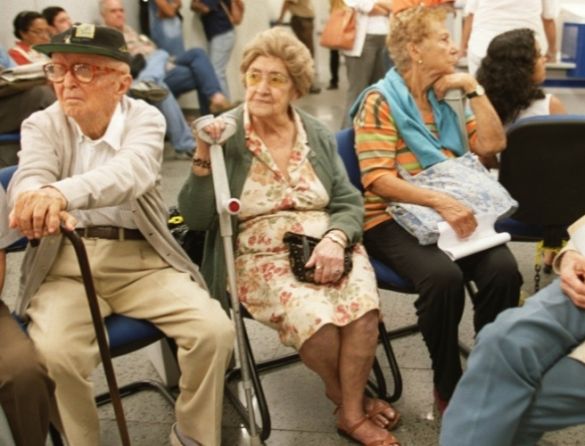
[0,132,20,144]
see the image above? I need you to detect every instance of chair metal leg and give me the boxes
[49,424,64,446]
[96,379,177,408]
[371,322,403,403]
[387,323,419,340]
[226,318,405,443]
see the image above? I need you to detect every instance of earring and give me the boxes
[418,59,423,65]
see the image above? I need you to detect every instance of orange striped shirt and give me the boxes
[354,91,477,230]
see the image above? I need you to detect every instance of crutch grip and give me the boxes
[192,114,237,145]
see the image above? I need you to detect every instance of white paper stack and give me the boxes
[1,62,46,82]
[437,214,511,260]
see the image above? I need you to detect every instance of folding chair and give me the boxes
[497,114,585,291]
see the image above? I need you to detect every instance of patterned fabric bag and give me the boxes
[388,152,517,245]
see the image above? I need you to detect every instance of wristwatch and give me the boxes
[466,84,485,99]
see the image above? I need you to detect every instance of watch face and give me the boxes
[467,84,485,98]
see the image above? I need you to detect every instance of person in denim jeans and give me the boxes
[100,0,232,116]
[191,0,243,98]
[149,0,185,57]
[440,229,585,445]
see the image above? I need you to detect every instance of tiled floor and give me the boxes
[4,72,585,445]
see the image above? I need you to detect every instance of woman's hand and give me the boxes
[433,73,476,100]
[560,250,585,309]
[200,117,227,142]
[431,192,477,239]
[305,238,346,284]
[191,117,226,175]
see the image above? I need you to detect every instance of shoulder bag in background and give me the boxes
[319,7,356,51]
[220,0,244,25]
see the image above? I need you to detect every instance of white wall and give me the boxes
[1,0,140,49]
[5,0,581,101]
[1,0,331,102]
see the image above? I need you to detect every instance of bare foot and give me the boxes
[364,397,400,430]
[338,414,400,446]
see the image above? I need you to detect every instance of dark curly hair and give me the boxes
[476,28,545,125]
[13,11,45,39]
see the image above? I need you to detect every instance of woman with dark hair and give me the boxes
[9,11,51,65]
[476,27,565,126]
[476,27,566,270]
[42,6,73,36]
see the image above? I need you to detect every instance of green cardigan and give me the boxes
[178,106,364,304]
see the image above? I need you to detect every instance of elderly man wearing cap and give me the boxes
[8,24,234,446]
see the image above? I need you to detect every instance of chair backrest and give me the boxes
[0,165,17,190]
[335,128,414,292]
[335,128,364,193]
[499,114,585,226]
[0,133,20,144]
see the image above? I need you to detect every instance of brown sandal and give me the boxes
[365,399,401,431]
[337,416,401,446]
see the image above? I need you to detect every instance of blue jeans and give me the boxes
[208,29,235,98]
[164,48,223,116]
[138,50,194,153]
[148,2,185,57]
[440,280,585,446]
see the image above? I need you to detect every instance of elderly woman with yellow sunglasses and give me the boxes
[179,27,400,446]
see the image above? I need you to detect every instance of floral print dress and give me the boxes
[235,108,379,350]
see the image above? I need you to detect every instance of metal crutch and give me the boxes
[193,115,262,446]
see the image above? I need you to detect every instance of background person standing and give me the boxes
[191,0,245,98]
[276,0,321,94]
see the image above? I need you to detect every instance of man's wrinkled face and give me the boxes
[51,52,125,124]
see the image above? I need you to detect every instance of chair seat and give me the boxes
[495,218,545,241]
[370,257,415,293]
[106,314,165,358]
[0,133,20,144]
[12,312,165,359]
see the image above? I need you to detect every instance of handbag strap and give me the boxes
[220,0,235,25]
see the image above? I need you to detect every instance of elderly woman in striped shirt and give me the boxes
[352,5,522,413]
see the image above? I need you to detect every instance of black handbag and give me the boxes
[282,231,353,283]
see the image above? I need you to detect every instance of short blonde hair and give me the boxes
[240,27,314,97]
[388,6,448,73]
